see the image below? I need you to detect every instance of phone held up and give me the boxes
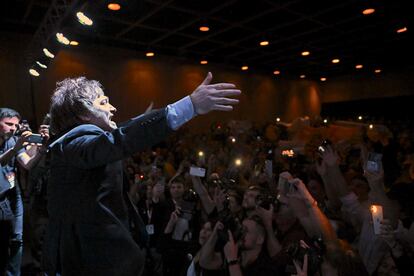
[189,166,206,178]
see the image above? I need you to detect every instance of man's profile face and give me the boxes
[0,117,19,137]
[88,88,117,131]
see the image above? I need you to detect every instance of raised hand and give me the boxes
[190,72,241,115]
[14,130,32,150]
[223,230,239,262]
[320,145,339,167]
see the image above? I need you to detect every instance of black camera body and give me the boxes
[256,193,280,211]
[286,237,324,274]
[215,209,244,251]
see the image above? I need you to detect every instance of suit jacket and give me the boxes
[43,109,173,276]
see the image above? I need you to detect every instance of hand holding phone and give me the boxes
[278,171,293,194]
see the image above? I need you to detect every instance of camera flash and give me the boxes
[231,138,236,143]
[198,151,204,157]
[276,117,281,122]
[369,124,374,129]
[235,159,242,166]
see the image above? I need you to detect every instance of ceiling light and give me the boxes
[300,74,306,79]
[235,158,242,166]
[273,70,280,75]
[43,48,55,58]
[56,32,70,45]
[259,40,269,46]
[362,8,375,15]
[397,27,407,33]
[241,66,248,71]
[199,26,209,32]
[200,60,208,65]
[76,12,93,26]
[332,58,340,64]
[70,41,79,46]
[108,3,121,11]
[36,61,47,69]
[375,69,381,73]
[146,52,155,57]
[355,64,363,69]
[320,77,327,81]
[301,51,310,56]
[29,69,40,77]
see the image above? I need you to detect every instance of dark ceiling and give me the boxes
[2,0,413,79]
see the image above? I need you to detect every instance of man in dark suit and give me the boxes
[43,73,240,276]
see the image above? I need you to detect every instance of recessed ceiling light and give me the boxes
[397,27,407,33]
[355,64,363,69]
[146,52,155,57]
[375,69,381,73]
[108,3,121,11]
[76,12,93,26]
[362,8,375,15]
[36,61,47,69]
[320,77,327,81]
[199,26,209,32]
[241,66,248,71]
[56,32,70,45]
[70,41,79,46]
[301,51,310,56]
[200,60,208,65]
[300,74,306,79]
[29,69,40,77]
[43,48,54,58]
[259,40,269,46]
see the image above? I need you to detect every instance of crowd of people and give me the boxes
[1,81,414,275]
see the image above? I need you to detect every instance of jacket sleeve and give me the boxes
[57,109,173,169]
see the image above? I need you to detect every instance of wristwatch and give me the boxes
[227,259,239,266]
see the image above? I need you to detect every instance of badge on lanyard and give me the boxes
[146,224,155,235]
[5,172,16,189]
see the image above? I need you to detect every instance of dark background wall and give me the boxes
[1,33,413,129]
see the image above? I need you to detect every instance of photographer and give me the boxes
[199,215,279,276]
[0,108,48,275]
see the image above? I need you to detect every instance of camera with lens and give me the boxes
[286,237,325,274]
[256,193,280,211]
[14,119,32,136]
[215,209,244,251]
